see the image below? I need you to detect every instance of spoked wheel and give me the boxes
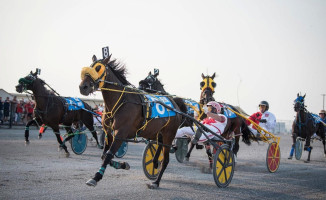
[175,138,189,163]
[142,143,163,180]
[266,142,281,173]
[71,133,87,155]
[115,141,128,158]
[213,144,235,188]
[295,138,303,160]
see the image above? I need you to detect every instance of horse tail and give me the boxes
[240,119,253,145]
[173,97,189,127]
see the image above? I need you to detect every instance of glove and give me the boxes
[259,119,267,123]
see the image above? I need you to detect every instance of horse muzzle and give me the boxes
[79,81,95,96]
[15,85,23,93]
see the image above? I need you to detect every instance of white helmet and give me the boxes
[207,101,221,113]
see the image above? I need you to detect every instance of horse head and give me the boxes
[200,73,216,105]
[16,68,41,93]
[294,93,306,112]
[138,69,167,94]
[79,54,128,96]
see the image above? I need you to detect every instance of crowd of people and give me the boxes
[0,96,34,125]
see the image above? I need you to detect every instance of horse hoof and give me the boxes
[97,144,104,149]
[124,162,130,170]
[146,183,158,189]
[304,160,310,163]
[38,134,42,139]
[288,156,293,160]
[25,141,30,145]
[86,179,97,187]
[65,152,70,157]
[185,157,189,162]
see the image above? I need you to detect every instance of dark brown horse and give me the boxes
[288,94,326,162]
[139,71,252,168]
[79,55,181,189]
[15,70,103,157]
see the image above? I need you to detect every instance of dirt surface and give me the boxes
[0,127,325,200]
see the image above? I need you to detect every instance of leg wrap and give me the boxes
[289,146,294,157]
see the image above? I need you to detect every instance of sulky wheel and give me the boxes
[266,142,281,173]
[71,133,87,155]
[115,141,128,158]
[175,138,189,163]
[295,138,303,160]
[142,143,163,180]
[213,144,235,188]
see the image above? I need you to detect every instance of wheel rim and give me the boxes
[142,144,163,180]
[266,142,280,173]
[295,138,303,160]
[71,134,87,155]
[213,144,234,187]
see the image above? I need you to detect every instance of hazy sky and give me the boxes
[1,0,325,120]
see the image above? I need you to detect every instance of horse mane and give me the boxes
[107,59,130,85]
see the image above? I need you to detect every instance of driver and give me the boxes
[246,101,276,137]
[175,101,227,143]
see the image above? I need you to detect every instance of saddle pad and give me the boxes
[221,104,237,119]
[311,113,323,124]
[144,95,176,118]
[184,99,200,115]
[64,97,85,111]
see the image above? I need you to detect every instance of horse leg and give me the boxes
[205,144,213,169]
[84,122,103,149]
[288,133,296,159]
[86,133,130,187]
[53,126,70,157]
[304,137,312,163]
[147,145,170,189]
[152,134,163,169]
[185,143,195,161]
[24,118,39,144]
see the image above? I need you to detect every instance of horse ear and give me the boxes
[92,55,97,62]
[303,94,306,98]
[211,72,216,79]
[201,73,205,79]
[148,71,152,75]
[102,54,112,65]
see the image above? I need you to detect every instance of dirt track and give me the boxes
[0,127,325,200]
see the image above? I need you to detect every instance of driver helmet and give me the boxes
[319,110,326,115]
[259,101,269,111]
[207,101,221,113]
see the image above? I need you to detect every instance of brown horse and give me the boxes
[288,94,326,162]
[16,69,103,157]
[139,71,252,168]
[79,55,181,189]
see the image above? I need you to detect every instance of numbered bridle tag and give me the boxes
[102,46,109,59]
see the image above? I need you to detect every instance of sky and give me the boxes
[0,0,325,121]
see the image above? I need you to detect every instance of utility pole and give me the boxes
[322,94,326,110]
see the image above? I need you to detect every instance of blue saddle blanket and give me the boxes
[64,97,85,111]
[311,113,325,124]
[184,99,201,115]
[221,104,237,119]
[145,95,176,118]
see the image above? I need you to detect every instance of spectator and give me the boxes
[11,96,18,124]
[16,101,24,125]
[0,97,3,124]
[3,97,11,123]
[24,101,34,122]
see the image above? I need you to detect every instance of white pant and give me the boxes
[176,124,222,143]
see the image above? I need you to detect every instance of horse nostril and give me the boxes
[83,85,88,90]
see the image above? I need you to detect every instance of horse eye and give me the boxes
[95,65,101,72]
[200,82,205,87]
[211,82,216,88]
